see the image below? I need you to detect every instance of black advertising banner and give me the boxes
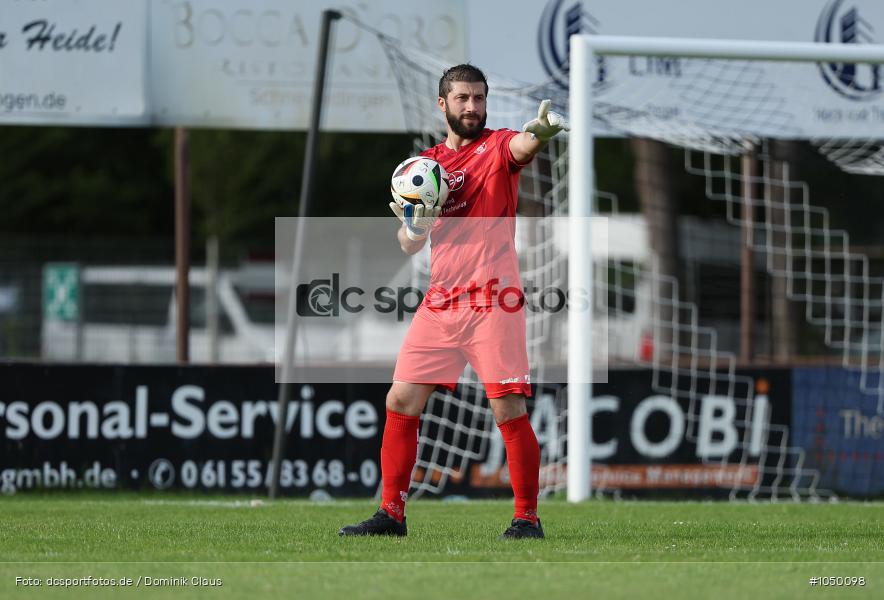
[1,364,791,497]
[1,364,385,495]
[439,368,792,497]
[591,367,790,494]
[791,367,884,497]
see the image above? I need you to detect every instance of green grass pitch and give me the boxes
[1,494,882,599]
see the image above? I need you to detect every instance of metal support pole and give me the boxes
[75,263,84,360]
[269,9,342,499]
[740,141,756,364]
[567,34,593,502]
[206,235,220,363]
[174,127,191,363]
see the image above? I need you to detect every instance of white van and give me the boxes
[41,266,275,363]
[545,214,654,363]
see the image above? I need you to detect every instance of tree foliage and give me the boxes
[0,125,414,256]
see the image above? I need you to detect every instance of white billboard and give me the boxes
[468,0,884,138]
[3,0,882,136]
[148,0,466,131]
[1,0,465,131]
[0,0,148,125]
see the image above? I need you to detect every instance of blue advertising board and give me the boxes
[792,367,884,497]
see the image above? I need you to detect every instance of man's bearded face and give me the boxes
[442,81,487,139]
[445,102,487,138]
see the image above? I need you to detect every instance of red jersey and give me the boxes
[420,128,530,308]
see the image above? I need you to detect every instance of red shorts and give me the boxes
[392,302,531,399]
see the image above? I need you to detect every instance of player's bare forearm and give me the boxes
[398,224,427,255]
[509,132,546,163]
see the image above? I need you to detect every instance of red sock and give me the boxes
[498,414,540,524]
[379,409,420,523]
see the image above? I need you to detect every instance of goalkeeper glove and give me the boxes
[389,202,441,241]
[522,99,569,141]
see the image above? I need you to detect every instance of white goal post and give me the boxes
[567,35,884,502]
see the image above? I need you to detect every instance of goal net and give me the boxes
[350,16,884,501]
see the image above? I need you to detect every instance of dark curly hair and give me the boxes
[438,64,488,99]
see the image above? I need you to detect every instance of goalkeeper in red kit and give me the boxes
[340,64,568,539]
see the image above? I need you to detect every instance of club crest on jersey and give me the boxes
[448,170,465,192]
[474,142,487,155]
